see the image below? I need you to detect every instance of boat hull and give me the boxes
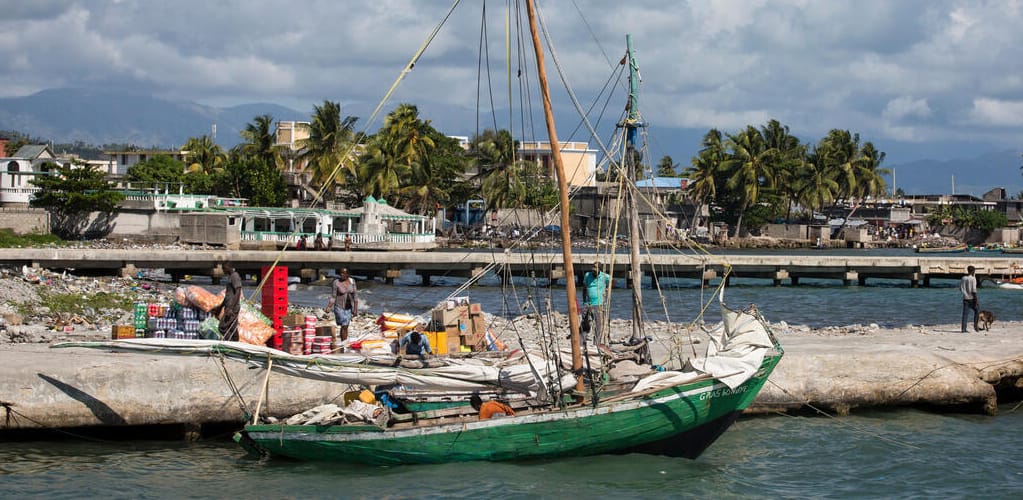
[992,280,1023,290]
[915,245,968,253]
[240,352,781,464]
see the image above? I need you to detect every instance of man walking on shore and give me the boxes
[960,265,979,333]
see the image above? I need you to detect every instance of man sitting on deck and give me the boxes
[399,330,432,357]
[470,393,516,420]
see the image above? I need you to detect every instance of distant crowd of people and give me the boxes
[295,234,352,251]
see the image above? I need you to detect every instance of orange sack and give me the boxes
[237,302,275,346]
[185,286,225,312]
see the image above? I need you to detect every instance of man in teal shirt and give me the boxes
[582,264,611,343]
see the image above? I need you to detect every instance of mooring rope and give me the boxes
[765,379,921,450]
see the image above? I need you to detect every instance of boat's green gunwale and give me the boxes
[241,350,783,465]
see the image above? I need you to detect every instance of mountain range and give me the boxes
[0,88,1019,197]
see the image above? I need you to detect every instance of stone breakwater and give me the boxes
[1,264,1022,435]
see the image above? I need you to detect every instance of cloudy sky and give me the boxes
[2,1,1022,178]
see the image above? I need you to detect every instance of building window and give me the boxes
[7,161,19,174]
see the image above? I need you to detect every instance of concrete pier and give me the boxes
[2,248,1022,286]
[753,326,1023,416]
[1,324,1021,434]
[0,344,344,431]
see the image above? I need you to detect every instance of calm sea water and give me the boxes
[4,408,1023,498]
[281,247,1023,328]
[6,248,1022,497]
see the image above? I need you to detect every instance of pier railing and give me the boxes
[1,248,1018,286]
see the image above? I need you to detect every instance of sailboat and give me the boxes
[58,2,783,464]
[235,4,781,464]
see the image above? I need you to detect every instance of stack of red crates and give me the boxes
[261,265,288,349]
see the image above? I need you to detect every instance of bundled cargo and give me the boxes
[178,286,225,312]
[238,301,276,346]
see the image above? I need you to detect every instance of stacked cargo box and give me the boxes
[260,265,288,349]
[116,301,210,339]
[430,298,488,353]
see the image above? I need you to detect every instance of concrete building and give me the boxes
[1,144,62,206]
[518,140,598,187]
[104,149,188,177]
[275,121,311,173]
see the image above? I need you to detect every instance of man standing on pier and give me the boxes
[220,262,242,341]
[960,265,979,333]
[582,263,611,344]
[328,268,358,342]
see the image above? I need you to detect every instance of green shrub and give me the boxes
[0,229,64,248]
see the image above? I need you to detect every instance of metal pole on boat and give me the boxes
[525,0,584,393]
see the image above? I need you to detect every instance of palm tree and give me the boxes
[723,126,777,236]
[760,120,804,221]
[402,134,468,215]
[797,149,840,219]
[482,159,531,210]
[682,129,725,230]
[469,129,516,183]
[817,129,860,207]
[239,114,280,168]
[357,141,409,202]
[181,135,225,175]
[851,141,888,201]
[298,100,359,200]
[656,156,679,177]
[358,104,437,209]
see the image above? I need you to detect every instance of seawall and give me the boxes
[2,324,1021,435]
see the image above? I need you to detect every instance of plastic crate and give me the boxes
[261,265,289,287]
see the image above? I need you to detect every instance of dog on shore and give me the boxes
[978,310,996,331]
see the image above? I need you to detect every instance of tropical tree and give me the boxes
[816,129,860,207]
[181,135,225,175]
[359,104,435,207]
[851,141,888,201]
[469,129,517,186]
[125,155,185,186]
[214,154,287,207]
[401,132,467,214]
[238,114,281,168]
[796,149,839,219]
[656,155,679,177]
[357,141,410,202]
[480,161,519,210]
[760,120,806,221]
[722,125,777,236]
[682,129,725,229]
[29,162,125,239]
[298,100,359,201]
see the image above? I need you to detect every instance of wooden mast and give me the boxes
[525,0,583,393]
[624,34,646,344]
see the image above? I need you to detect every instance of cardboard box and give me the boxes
[432,306,467,327]
[316,325,337,338]
[111,324,135,339]
[444,325,462,352]
[471,315,486,336]
[282,313,307,327]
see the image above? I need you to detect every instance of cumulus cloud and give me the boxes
[0,0,1021,159]
[968,98,1023,127]
[883,97,932,121]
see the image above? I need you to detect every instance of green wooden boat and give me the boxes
[236,337,782,464]
[233,15,785,465]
